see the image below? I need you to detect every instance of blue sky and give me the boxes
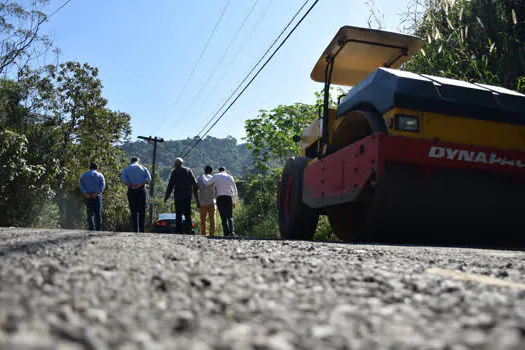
[40,0,412,142]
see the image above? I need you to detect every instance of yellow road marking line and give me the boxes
[427,268,525,291]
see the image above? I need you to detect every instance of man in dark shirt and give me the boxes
[164,157,199,234]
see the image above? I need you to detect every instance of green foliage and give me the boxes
[21,62,132,230]
[0,62,132,231]
[0,78,55,227]
[403,0,525,92]
[235,168,281,239]
[243,87,342,173]
[122,136,252,181]
[0,128,52,226]
[244,103,318,172]
[313,217,338,241]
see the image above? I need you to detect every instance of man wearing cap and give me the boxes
[164,157,199,234]
[79,162,106,231]
[121,157,151,232]
[196,165,217,236]
[201,166,238,237]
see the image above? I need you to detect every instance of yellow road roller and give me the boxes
[277,26,525,246]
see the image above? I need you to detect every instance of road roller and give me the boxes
[277,26,525,246]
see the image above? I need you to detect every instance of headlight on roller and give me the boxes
[395,115,420,132]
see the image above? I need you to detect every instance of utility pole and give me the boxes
[138,136,165,226]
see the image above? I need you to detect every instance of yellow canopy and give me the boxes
[311,26,425,87]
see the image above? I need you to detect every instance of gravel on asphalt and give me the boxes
[1,228,525,350]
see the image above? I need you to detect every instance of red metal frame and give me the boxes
[303,133,525,208]
[303,135,380,208]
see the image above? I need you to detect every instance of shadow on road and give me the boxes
[1,229,523,257]
[205,234,525,252]
[0,231,117,257]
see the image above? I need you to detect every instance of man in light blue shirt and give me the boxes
[121,157,151,232]
[79,162,106,231]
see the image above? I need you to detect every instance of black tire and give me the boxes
[327,203,367,242]
[278,157,319,240]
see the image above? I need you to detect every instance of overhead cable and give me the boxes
[168,0,260,131]
[182,0,321,158]
[150,0,232,135]
[170,0,273,134]
[46,0,74,21]
[180,0,311,157]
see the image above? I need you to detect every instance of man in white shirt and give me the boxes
[202,166,238,237]
[196,165,217,236]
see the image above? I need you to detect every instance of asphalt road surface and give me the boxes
[1,228,525,350]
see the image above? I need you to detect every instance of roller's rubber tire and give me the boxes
[279,157,319,240]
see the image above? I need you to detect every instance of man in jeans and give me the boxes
[79,162,106,231]
[121,157,151,232]
[196,165,217,236]
[164,157,199,234]
[202,166,238,237]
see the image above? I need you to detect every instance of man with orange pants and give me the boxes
[196,165,217,236]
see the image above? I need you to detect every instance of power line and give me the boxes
[46,0,74,21]
[180,0,310,157]
[206,0,274,101]
[182,0,320,158]
[167,0,260,131]
[150,0,232,135]
[169,0,273,133]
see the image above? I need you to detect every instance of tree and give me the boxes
[402,0,525,92]
[122,135,254,180]
[0,129,52,226]
[0,0,53,75]
[244,103,318,172]
[243,87,342,173]
[235,169,281,238]
[0,79,55,227]
[18,62,131,229]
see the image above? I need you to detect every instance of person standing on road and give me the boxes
[164,157,199,234]
[202,166,237,237]
[196,165,217,236]
[79,162,106,231]
[121,157,151,233]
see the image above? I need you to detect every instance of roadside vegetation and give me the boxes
[1,2,131,230]
[402,0,524,93]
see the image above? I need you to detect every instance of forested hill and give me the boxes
[121,136,253,179]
